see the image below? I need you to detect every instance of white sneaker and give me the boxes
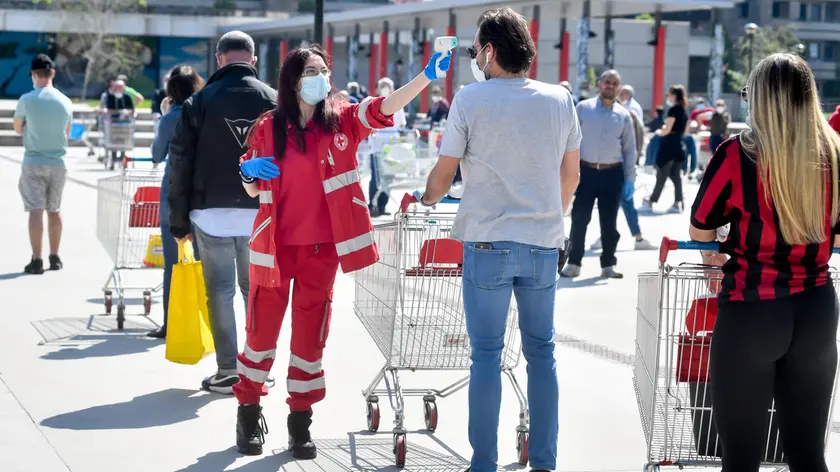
[634,238,657,250]
[639,200,653,212]
[560,264,581,278]
[667,203,684,214]
[590,238,603,250]
[601,266,624,279]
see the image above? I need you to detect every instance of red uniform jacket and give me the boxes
[241,96,394,288]
[830,105,840,135]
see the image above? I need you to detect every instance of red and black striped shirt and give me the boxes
[690,136,837,302]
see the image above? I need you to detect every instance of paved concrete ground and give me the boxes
[2,145,840,472]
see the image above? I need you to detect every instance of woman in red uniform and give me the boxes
[690,53,840,472]
[232,44,451,458]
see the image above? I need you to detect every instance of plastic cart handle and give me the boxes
[659,236,840,263]
[399,193,460,213]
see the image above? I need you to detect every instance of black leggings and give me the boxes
[711,283,838,472]
[649,159,683,204]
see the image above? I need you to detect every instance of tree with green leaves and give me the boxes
[34,0,147,99]
[724,24,802,93]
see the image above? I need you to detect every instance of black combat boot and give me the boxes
[236,405,268,455]
[288,410,317,459]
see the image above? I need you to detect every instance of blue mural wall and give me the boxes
[0,31,209,99]
[0,32,51,98]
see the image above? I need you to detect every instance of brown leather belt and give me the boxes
[580,161,622,170]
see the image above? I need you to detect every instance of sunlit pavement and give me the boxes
[1,145,839,472]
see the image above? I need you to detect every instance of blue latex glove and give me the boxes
[241,157,279,180]
[424,51,452,81]
[623,181,635,201]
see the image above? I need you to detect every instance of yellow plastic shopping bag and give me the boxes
[143,234,164,268]
[165,241,215,365]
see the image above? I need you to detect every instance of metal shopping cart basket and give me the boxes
[352,193,528,467]
[102,115,135,170]
[370,130,436,207]
[96,157,164,329]
[633,237,840,471]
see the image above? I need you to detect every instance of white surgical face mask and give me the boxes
[745,113,751,127]
[716,106,725,113]
[665,100,673,107]
[114,92,124,99]
[300,74,330,105]
[431,95,442,103]
[32,78,39,89]
[378,87,391,97]
[470,45,490,83]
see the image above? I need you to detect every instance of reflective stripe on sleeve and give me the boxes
[238,359,270,384]
[335,230,375,257]
[357,98,373,129]
[244,344,276,363]
[250,250,275,268]
[323,169,361,194]
[259,191,273,204]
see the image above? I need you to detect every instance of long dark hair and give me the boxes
[669,84,688,109]
[253,45,341,159]
[166,64,204,105]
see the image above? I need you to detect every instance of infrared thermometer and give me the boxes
[434,36,458,78]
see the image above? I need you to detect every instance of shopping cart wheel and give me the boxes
[516,430,529,465]
[643,465,659,472]
[104,291,113,315]
[117,304,125,330]
[423,401,438,432]
[366,400,380,432]
[143,291,152,315]
[393,433,406,468]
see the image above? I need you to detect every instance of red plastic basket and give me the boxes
[128,186,161,228]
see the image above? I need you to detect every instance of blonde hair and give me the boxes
[741,53,840,244]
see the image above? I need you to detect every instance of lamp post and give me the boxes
[314,0,324,45]
[744,22,759,73]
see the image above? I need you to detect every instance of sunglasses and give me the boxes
[465,45,483,60]
[741,86,749,103]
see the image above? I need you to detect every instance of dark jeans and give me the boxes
[158,176,199,332]
[710,284,838,472]
[568,165,623,268]
[368,152,389,213]
[649,160,683,204]
[709,134,724,155]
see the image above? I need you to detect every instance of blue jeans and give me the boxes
[621,194,642,237]
[192,224,250,375]
[463,241,559,472]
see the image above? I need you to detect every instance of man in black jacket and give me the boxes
[168,30,277,394]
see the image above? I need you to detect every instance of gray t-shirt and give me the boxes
[439,78,582,249]
[14,86,73,167]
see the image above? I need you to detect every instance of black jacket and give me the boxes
[168,63,277,238]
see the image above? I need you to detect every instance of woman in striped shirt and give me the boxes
[690,53,840,472]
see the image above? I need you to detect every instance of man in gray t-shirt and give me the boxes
[414,7,581,472]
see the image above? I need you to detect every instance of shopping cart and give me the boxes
[96,157,164,329]
[352,193,528,467]
[102,114,135,170]
[370,130,436,205]
[633,237,840,471]
[68,119,97,157]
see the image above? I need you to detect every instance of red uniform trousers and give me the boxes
[233,244,339,411]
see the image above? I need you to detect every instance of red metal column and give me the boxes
[444,28,454,102]
[420,39,430,114]
[369,42,378,94]
[529,5,540,80]
[379,21,389,81]
[559,32,570,82]
[325,25,334,67]
[280,39,288,64]
[652,26,666,115]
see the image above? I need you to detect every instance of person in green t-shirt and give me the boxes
[116,74,144,106]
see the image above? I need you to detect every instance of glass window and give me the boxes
[773,1,790,17]
[810,42,820,59]
[824,42,837,60]
[801,3,809,19]
[739,2,750,17]
[811,3,823,20]
[826,2,839,21]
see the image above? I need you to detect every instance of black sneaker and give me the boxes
[48,255,63,271]
[288,410,317,459]
[201,373,239,394]
[236,405,268,456]
[24,257,45,275]
[146,327,166,339]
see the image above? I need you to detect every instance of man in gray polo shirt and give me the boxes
[414,8,581,472]
[561,69,636,279]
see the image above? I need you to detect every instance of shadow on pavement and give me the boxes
[40,333,162,360]
[556,276,610,289]
[0,272,27,280]
[40,388,218,430]
[179,432,469,472]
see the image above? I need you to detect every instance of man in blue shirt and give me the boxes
[13,54,73,275]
